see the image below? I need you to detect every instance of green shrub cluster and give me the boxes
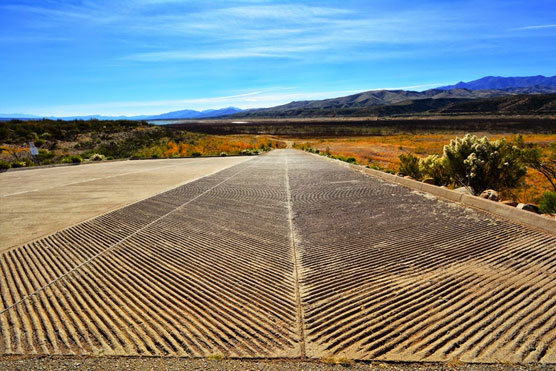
[398,134,527,195]
[299,144,357,164]
[539,192,556,214]
[398,153,421,179]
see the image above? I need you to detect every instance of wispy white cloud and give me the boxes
[1,1,477,63]
[117,4,460,62]
[513,24,556,30]
[1,3,121,24]
[123,45,325,61]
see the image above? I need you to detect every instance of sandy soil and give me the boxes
[0,356,552,371]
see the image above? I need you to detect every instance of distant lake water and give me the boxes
[147,120,187,125]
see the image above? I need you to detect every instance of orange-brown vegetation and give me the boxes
[137,135,285,158]
[293,133,556,204]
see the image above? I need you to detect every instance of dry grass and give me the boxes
[138,135,285,158]
[323,357,354,367]
[207,354,224,361]
[291,133,556,204]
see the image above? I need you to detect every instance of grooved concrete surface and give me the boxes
[1,149,555,363]
[0,157,251,252]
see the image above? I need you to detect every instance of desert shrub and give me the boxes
[11,161,27,168]
[0,161,10,170]
[89,153,106,161]
[346,156,357,164]
[442,134,526,195]
[539,192,556,214]
[220,152,227,157]
[62,155,82,164]
[240,149,260,155]
[37,149,55,162]
[398,153,422,179]
[191,151,202,157]
[419,154,449,186]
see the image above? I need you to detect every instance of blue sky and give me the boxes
[1,0,555,116]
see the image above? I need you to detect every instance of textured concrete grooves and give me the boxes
[0,161,254,317]
[289,150,556,363]
[309,152,555,236]
[0,154,299,358]
[1,149,556,363]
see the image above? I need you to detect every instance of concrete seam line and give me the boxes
[301,150,556,236]
[284,152,307,358]
[0,156,259,317]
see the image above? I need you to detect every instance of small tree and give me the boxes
[515,135,556,192]
[442,134,526,195]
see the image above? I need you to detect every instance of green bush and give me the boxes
[442,134,526,195]
[11,161,26,168]
[367,163,383,171]
[0,161,10,170]
[398,153,422,179]
[539,192,556,214]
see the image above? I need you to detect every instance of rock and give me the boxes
[517,203,540,214]
[422,177,435,185]
[454,187,473,195]
[501,200,518,207]
[479,189,499,201]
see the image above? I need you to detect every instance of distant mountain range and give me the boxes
[0,107,242,121]
[2,75,556,120]
[437,75,556,90]
[231,76,556,118]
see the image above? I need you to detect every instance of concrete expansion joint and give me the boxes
[283,153,307,358]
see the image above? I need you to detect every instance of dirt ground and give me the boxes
[0,356,553,371]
